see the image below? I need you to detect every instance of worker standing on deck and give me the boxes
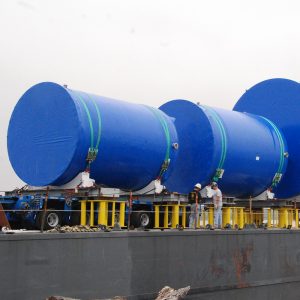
[189,183,202,228]
[212,182,222,229]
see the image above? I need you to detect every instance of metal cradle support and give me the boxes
[80,200,126,227]
[154,204,187,229]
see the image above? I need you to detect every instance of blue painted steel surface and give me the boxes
[161,100,288,197]
[160,100,216,194]
[234,78,300,198]
[8,82,178,190]
[7,79,296,198]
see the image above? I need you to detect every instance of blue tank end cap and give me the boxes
[234,78,300,198]
[7,82,82,186]
[160,100,217,194]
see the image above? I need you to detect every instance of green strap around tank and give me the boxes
[85,93,102,150]
[76,94,95,148]
[72,92,102,162]
[260,116,285,186]
[145,106,171,178]
[202,105,227,182]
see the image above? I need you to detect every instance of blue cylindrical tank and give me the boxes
[233,78,300,198]
[8,82,178,190]
[8,80,292,198]
[160,100,288,197]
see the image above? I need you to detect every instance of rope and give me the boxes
[202,105,227,182]
[144,106,171,179]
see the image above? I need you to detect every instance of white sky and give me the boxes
[1,0,300,190]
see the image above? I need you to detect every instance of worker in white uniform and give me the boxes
[200,182,213,198]
[212,182,222,229]
[189,183,202,228]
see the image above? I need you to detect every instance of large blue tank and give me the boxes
[160,100,288,197]
[234,78,300,198]
[7,82,178,190]
[8,79,296,198]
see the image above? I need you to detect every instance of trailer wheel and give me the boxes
[132,211,152,228]
[36,210,62,230]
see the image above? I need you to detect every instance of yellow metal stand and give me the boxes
[182,206,187,228]
[279,208,289,228]
[198,206,216,227]
[90,201,94,226]
[253,209,263,226]
[222,207,231,227]
[236,207,244,229]
[171,205,180,228]
[98,201,108,226]
[111,201,116,227]
[219,207,245,228]
[163,206,169,228]
[288,209,293,227]
[119,202,125,227]
[295,209,299,229]
[80,200,87,225]
[267,208,272,228]
[201,208,206,227]
[244,211,250,225]
[232,207,238,226]
[154,206,160,228]
[208,207,214,226]
[80,200,126,228]
[154,204,187,229]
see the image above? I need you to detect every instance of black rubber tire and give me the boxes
[131,211,152,228]
[36,210,62,230]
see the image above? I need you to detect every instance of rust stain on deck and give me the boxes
[232,243,253,288]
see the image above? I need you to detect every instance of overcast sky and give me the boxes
[1,0,300,191]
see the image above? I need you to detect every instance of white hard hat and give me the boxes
[194,183,202,189]
[211,182,218,188]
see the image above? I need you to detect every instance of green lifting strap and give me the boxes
[73,92,102,166]
[202,105,227,182]
[260,116,285,187]
[145,106,171,179]
[85,93,102,151]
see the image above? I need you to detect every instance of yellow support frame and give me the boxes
[201,208,206,227]
[111,201,116,227]
[236,207,244,229]
[279,208,288,228]
[267,208,272,228]
[208,207,214,226]
[171,205,180,228]
[98,201,108,226]
[90,201,94,226]
[222,207,231,227]
[288,209,293,227]
[163,206,169,228]
[80,199,126,228]
[80,200,87,226]
[154,205,160,228]
[232,208,238,226]
[153,204,188,229]
[295,209,299,229]
[182,206,187,228]
[119,202,125,227]
[253,209,263,227]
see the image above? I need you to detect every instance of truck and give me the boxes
[0,178,192,230]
